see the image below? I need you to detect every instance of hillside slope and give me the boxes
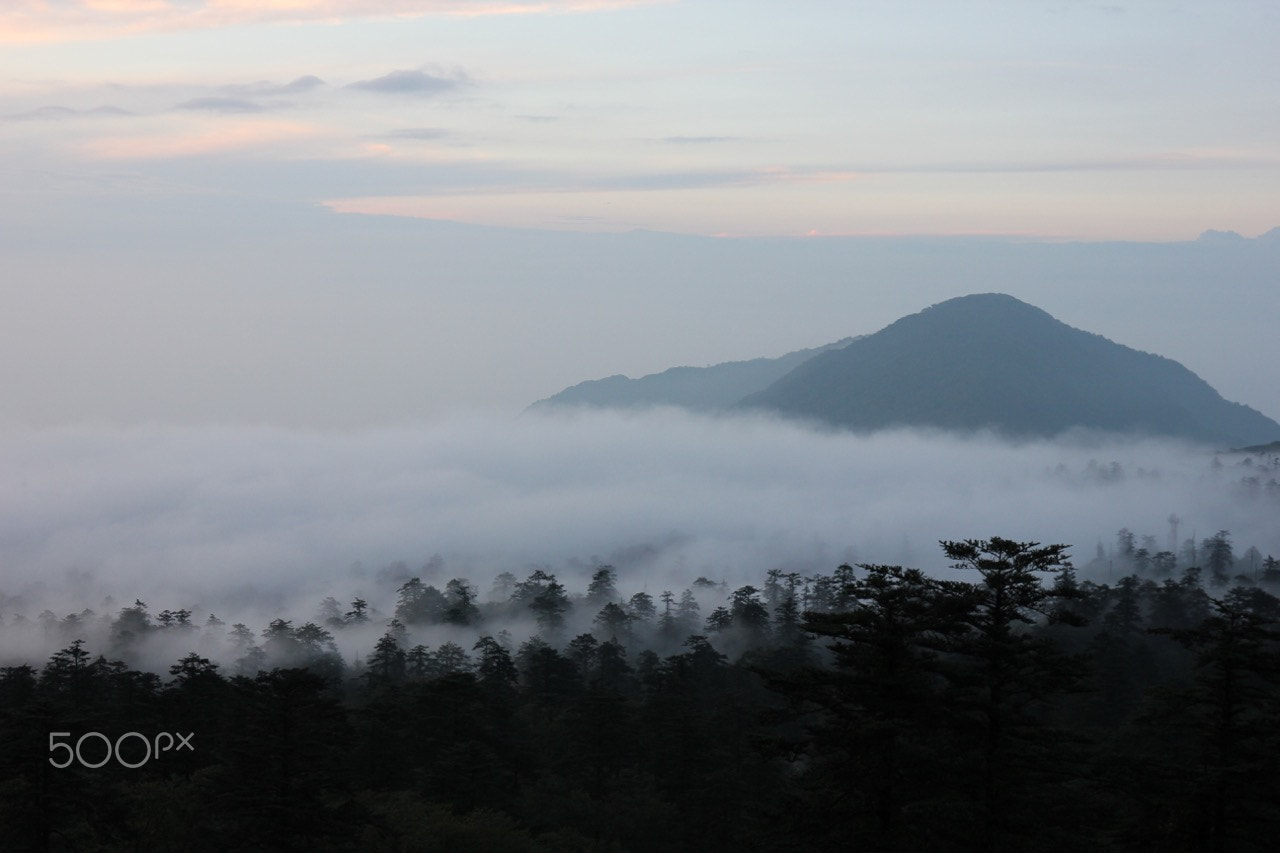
[739,293,1280,445]
[530,338,854,411]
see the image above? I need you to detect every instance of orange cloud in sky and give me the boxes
[80,118,318,159]
[320,174,876,236]
[0,0,665,44]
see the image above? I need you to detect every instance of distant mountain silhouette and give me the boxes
[1196,229,1248,244]
[1196,227,1280,244]
[739,293,1280,445]
[530,338,855,411]
[1235,440,1280,455]
[536,293,1279,446]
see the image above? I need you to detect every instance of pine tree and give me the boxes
[366,630,407,686]
[430,642,473,678]
[586,565,619,606]
[657,590,680,642]
[344,597,370,625]
[517,570,570,634]
[443,578,479,625]
[675,589,701,636]
[516,637,577,697]
[1141,591,1280,849]
[110,600,153,657]
[260,619,300,665]
[406,644,432,679]
[729,585,771,645]
[593,602,634,642]
[940,537,1090,851]
[472,636,518,687]
[568,633,601,682]
[628,591,657,623]
[780,564,975,849]
[1203,530,1235,588]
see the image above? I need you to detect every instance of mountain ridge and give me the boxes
[536,293,1280,447]
[529,337,855,412]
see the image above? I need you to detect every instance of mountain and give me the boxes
[739,293,1280,446]
[535,293,1280,446]
[529,338,855,411]
[1197,227,1280,244]
[1196,229,1248,244]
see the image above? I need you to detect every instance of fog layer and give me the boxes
[3,410,1275,630]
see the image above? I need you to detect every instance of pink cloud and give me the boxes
[0,0,667,44]
[79,118,318,159]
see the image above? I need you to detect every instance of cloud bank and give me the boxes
[349,68,469,96]
[2,409,1275,637]
[173,96,269,114]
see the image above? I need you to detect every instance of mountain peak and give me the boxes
[739,295,1280,445]
[1196,229,1247,243]
[929,292,1033,308]
[536,294,1280,447]
[911,292,1056,325]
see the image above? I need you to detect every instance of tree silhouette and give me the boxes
[941,537,1089,851]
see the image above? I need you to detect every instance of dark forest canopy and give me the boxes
[3,536,1280,851]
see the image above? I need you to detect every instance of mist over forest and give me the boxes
[5,410,1280,851]
[3,408,1276,669]
[6,243,1280,851]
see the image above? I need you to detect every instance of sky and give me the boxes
[3,1,1278,239]
[2,0,1279,428]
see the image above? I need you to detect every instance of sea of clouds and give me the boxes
[2,408,1274,637]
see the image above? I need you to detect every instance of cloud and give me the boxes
[660,136,740,144]
[173,96,268,114]
[349,68,469,96]
[4,105,133,121]
[1,410,1275,647]
[79,119,317,159]
[384,127,451,140]
[307,163,857,197]
[559,165,858,192]
[850,151,1280,175]
[581,169,760,191]
[0,2,667,44]
[755,166,859,185]
[225,75,327,96]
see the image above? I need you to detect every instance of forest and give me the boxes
[2,532,1279,852]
